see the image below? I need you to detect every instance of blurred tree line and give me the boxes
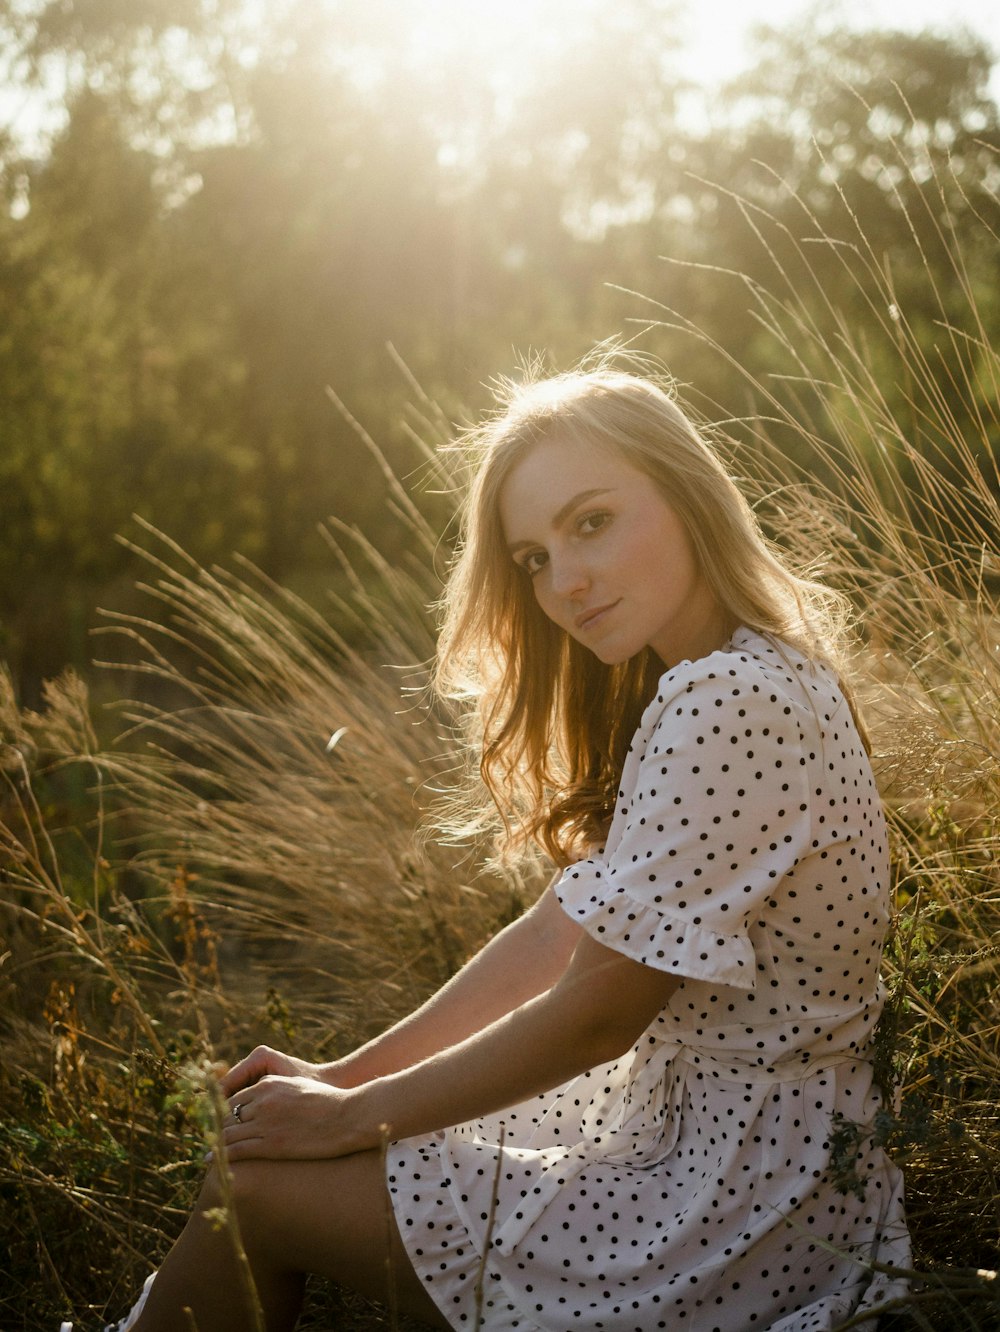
[1,0,998,699]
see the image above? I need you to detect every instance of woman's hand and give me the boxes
[221,1075,375,1163]
[218,1044,324,1099]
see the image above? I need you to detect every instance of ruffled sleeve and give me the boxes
[555,648,816,990]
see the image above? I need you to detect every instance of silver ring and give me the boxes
[233,1102,244,1124]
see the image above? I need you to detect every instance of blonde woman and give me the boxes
[101,367,909,1331]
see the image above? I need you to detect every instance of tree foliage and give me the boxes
[0,0,997,695]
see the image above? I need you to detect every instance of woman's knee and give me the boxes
[200,1157,277,1246]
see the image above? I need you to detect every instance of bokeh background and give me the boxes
[2,0,998,700]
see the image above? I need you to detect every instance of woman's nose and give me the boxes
[549,552,589,598]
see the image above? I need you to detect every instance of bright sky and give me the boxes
[3,0,999,157]
[679,0,999,91]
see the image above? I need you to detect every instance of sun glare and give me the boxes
[404,0,566,55]
[349,0,755,122]
[380,0,761,95]
[396,0,572,93]
[384,0,1000,103]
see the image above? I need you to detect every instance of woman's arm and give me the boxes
[358,929,680,1142]
[328,881,580,1084]
[221,927,680,1162]
[220,880,580,1096]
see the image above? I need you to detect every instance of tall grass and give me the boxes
[621,142,1000,1321]
[0,397,538,1328]
[2,147,999,1327]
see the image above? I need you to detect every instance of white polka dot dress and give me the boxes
[388,629,910,1330]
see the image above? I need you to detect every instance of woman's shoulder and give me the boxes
[641,627,843,731]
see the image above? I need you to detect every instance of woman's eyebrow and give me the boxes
[507,488,614,553]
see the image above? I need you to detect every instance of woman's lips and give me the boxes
[575,600,620,632]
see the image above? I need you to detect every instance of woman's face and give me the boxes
[498,434,729,668]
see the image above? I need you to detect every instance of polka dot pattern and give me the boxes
[388,630,910,1330]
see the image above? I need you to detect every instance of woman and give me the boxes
[109,366,909,1330]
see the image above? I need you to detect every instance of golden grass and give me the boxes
[2,144,1000,1327]
[623,139,1000,1315]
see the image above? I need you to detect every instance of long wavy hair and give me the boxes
[435,364,858,867]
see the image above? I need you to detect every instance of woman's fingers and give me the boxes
[218,1044,283,1096]
[223,1114,265,1161]
[217,1045,324,1099]
[214,1076,368,1163]
[219,1091,266,1160]
[228,1095,253,1126]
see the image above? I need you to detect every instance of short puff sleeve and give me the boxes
[555,657,815,990]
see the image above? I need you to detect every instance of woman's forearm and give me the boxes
[218,916,680,1167]
[354,989,609,1147]
[342,930,680,1149]
[324,881,578,1088]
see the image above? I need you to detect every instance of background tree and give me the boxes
[0,0,997,696]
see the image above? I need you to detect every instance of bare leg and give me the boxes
[133,1150,451,1332]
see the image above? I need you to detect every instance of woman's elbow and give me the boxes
[563,1006,651,1067]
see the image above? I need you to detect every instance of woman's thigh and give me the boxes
[229,1148,452,1329]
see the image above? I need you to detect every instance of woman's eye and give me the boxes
[578,510,610,536]
[520,550,548,577]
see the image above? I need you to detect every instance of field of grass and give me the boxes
[2,179,999,1329]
